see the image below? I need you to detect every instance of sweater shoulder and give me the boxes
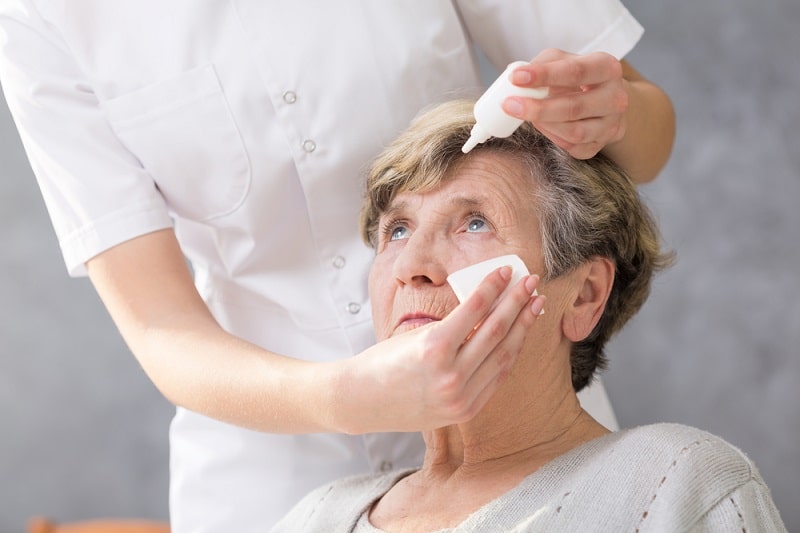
[619,423,753,466]
[612,423,756,479]
[609,423,760,529]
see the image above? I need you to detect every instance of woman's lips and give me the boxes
[395,313,441,332]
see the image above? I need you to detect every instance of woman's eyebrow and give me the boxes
[381,200,409,220]
[382,193,486,220]
[447,195,485,211]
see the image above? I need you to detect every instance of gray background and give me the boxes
[1,1,798,531]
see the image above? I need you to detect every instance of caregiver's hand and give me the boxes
[502,49,629,161]
[332,268,545,434]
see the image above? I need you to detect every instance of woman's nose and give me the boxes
[392,232,449,287]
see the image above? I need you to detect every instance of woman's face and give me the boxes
[368,151,547,341]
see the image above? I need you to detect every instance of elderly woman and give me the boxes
[271,101,786,532]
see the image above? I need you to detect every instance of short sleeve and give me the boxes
[455,0,644,71]
[0,0,173,276]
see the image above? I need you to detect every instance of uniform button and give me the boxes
[282,90,297,104]
[302,139,316,153]
[332,256,346,269]
[379,460,393,472]
[347,302,361,315]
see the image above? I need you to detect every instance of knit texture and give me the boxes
[270,423,787,532]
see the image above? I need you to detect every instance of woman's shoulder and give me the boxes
[594,422,762,513]
[539,422,758,489]
[616,422,752,462]
[606,422,756,476]
[617,421,735,445]
[505,423,770,531]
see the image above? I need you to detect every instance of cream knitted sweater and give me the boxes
[271,423,786,532]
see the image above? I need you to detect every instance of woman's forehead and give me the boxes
[388,152,536,212]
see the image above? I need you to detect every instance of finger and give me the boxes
[530,47,571,63]
[457,292,547,420]
[454,274,541,382]
[436,266,514,358]
[535,118,619,159]
[504,81,628,124]
[514,51,622,90]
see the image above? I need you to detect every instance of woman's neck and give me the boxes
[420,381,607,482]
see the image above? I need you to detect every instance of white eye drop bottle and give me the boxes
[462,60,549,154]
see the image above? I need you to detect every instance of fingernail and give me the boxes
[512,69,532,85]
[498,265,512,280]
[503,97,524,118]
[524,274,539,294]
[532,295,546,316]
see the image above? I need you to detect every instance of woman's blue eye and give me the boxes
[390,225,409,241]
[467,218,487,232]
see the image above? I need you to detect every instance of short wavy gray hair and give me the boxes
[361,100,672,392]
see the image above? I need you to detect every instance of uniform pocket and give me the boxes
[102,64,251,222]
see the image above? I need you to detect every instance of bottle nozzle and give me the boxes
[462,61,550,155]
[462,124,490,154]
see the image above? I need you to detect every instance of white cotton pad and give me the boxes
[447,254,534,303]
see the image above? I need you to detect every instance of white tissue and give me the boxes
[447,254,534,303]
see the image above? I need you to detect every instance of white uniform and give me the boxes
[0,1,641,531]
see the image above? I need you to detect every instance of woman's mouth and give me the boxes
[395,313,440,332]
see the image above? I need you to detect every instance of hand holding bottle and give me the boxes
[500,49,630,160]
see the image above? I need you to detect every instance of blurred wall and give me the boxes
[605,1,799,528]
[1,0,798,531]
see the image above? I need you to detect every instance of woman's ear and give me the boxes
[562,257,615,342]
